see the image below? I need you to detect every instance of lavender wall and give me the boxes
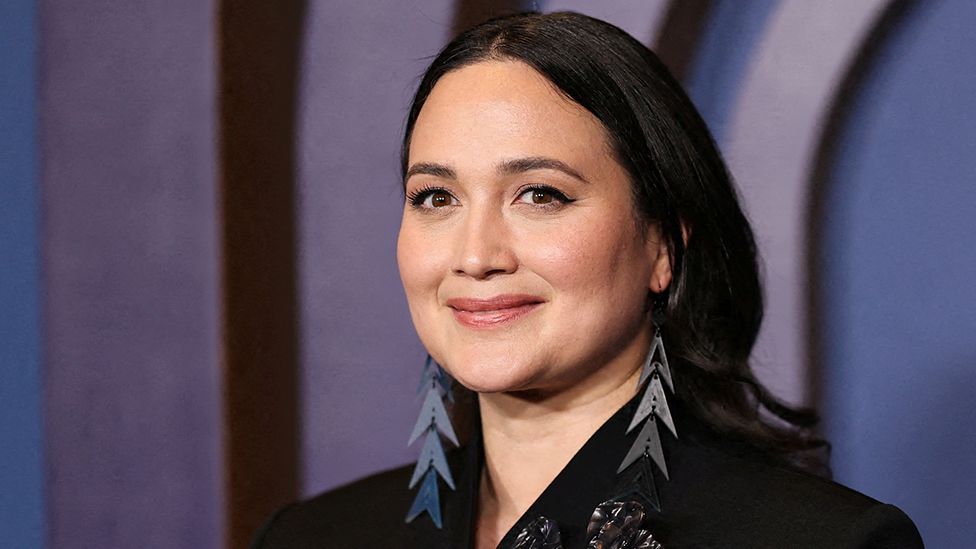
[296,0,459,495]
[39,1,222,547]
[5,1,970,546]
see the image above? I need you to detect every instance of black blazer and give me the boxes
[252,395,923,548]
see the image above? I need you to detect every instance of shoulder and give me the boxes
[661,437,923,548]
[251,463,418,549]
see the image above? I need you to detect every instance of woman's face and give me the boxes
[397,60,672,395]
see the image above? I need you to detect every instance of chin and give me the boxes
[441,352,541,394]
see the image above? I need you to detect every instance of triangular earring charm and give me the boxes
[626,373,676,438]
[405,468,443,528]
[649,376,676,438]
[611,455,661,512]
[628,373,656,433]
[638,330,672,391]
[408,429,456,490]
[408,386,459,446]
[617,416,668,480]
[650,332,673,392]
[416,356,453,402]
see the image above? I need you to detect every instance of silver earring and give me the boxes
[614,295,676,511]
[405,355,457,528]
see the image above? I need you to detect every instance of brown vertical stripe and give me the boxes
[653,0,712,83]
[218,1,305,547]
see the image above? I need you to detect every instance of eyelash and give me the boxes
[406,184,447,207]
[518,185,575,206]
[405,185,576,209]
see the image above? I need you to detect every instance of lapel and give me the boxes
[408,391,686,548]
[495,392,648,548]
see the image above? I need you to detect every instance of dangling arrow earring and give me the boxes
[613,292,676,512]
[405,355,458,529]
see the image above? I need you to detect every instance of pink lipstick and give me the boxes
[446,294,544,329]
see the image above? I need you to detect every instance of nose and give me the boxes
[451,206,518,280]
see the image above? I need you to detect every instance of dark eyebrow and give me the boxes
[405,162,456,181]
[498,156,589,183]
[404,156,589,184]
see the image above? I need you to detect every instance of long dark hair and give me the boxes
[401,11,828,475]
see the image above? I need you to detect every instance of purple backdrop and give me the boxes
[19,1,972,546]
[39,1,222,547]
[296,0,459,495]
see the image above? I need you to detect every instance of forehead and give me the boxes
[409,60,614,168]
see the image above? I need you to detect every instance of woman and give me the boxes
[253,11,923,548]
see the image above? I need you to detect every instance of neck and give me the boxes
[474,330,650,546]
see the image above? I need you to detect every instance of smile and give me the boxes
[446,295,544,329]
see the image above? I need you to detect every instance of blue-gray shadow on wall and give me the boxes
[819,0,976,546]
[685,0,777,145]
[0,0,44,547]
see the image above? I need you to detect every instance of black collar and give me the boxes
[495,392,648,547]
[422,390,668,548]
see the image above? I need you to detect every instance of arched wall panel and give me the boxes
[819,1,976,545]
[685,0,776,144]
[723,0,893,405]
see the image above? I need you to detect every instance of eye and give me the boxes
[407,186,458,209]
[425,190,455,208]
[516,186,574,206]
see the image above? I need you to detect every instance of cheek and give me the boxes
[520,214,646,296]
[396,220,455,316]
[397,224,432,297]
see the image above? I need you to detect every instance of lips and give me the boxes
[446,294,544,329]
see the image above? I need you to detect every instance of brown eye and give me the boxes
[531,190,554,204]
[517,186,572,207]
[430,190,453,207]
[407,187,458,209]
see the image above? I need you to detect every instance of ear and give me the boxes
[647,236,672,294]
[646,221,690,293]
